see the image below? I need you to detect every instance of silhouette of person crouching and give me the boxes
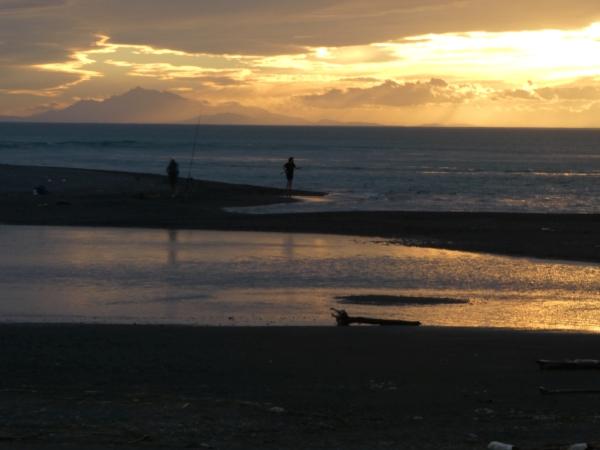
[166,158,179,197]
[283,157,297,195]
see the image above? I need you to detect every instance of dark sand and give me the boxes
[2,164,600,449]
[1,164,600,263]
[336,295,469,306]
[1,325,600,449]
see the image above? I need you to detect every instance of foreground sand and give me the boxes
[1,164,600,263]
[1,325,600,449]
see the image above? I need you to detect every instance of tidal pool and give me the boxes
[0,225,599,331]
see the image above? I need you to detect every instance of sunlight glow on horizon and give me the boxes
[29,23,600,90]
[6,22,600,126]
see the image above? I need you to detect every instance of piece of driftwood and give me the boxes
[330,308,421,327]
[335,294,468,306]
[539,386,600,395]
[489,441,596,450]
[537,359,600,370]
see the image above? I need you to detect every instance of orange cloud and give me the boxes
[302,79,474,108]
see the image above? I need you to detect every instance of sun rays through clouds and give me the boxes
[3,1,600,125]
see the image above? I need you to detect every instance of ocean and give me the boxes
[2,123,600,329]
[1,122,600,213]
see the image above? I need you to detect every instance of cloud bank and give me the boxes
[3,1,600,125]
[302,78,475,108]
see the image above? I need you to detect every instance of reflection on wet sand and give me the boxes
[0,225,599,330]
[167,229,178,266]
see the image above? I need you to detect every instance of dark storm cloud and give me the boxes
[0,9,92,65]
[0,66,79,90]
[0,0,69,14]
[3,0,600,63]
[76,0,600,54]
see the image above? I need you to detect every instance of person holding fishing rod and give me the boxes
[167,158,179,197]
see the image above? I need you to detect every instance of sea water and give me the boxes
[1,123,600,213]
[2,125,599,329]
[1,226,600,330]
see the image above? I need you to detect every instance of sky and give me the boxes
[3,0,600,126]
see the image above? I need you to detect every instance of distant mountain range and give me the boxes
[0,115,23,122]
[1,87,376,126]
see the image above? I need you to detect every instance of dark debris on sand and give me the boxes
[335,294,469,306]
[1,325,600,449]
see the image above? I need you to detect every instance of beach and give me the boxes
[1,164,599,263]
[1,325,600,449]
[1,164,600,448]
[4,0,600,446]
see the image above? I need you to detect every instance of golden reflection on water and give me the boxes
[167,229,178,266]
[0,226,599,330]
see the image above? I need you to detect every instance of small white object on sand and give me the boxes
[569,444,588,450]
[488,442,514,450]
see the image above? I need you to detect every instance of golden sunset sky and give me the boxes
[3,0,600,126]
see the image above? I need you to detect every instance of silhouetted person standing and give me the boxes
[167,159,179,197]
[283,157,297,195]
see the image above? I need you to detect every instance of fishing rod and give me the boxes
[185,114,202,194]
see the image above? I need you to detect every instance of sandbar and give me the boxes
[1,164,599,263]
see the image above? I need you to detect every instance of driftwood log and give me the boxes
[539,386,600,395]
[330,308,421,327]
[537,359,600,370]
[489,441,596,450]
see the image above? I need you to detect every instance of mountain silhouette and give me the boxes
[27,87,310,125]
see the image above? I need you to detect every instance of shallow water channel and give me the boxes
[1,225,599,331]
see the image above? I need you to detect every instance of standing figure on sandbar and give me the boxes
[166,158,179,197]
[283,157,297,195]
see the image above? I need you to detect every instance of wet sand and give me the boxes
[1,164,599,263]
[1,164,600,448]
[1,324,600,449]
